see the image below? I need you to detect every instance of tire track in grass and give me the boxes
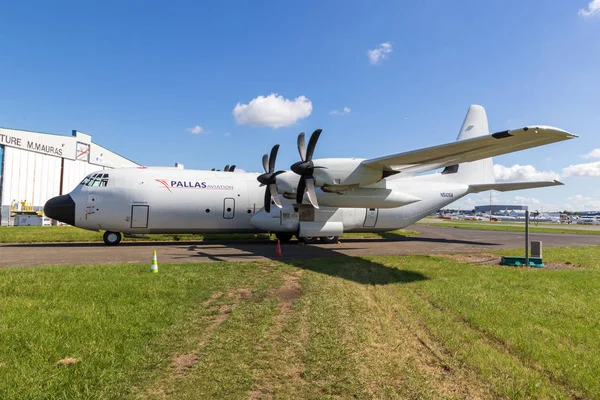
[248,270,306,399]
[140,287,255,399]
[280,258,491,399]
[352,283,494,399]
[403,254,588,399]
[404,288,575,399]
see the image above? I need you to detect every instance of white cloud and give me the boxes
[232,93,312,129]
[493,164,560,182]
[367,42,393,65]
[329,106,351,116]
[579,0,600,17]
[582,149,600,159]
[224,132,231,137]
[562,161,600,177]
[513,196,541,205]
[186,125,205,134]
[565,194,600,210]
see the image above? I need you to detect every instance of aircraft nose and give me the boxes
[44,194,76,226]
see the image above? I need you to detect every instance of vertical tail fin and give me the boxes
[442,105,495,184]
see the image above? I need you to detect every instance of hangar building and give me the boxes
[473,205,528,214]
[0,127,138,225]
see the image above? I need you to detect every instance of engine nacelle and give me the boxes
[310,158,383,189]
[316,187,421,208]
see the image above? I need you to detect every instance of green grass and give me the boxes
[418,220,600,235]
[0,226,418,244]
[499,245,600,269]
[0,261,288,399]
[2,248,600,398]
[0,226,271,243]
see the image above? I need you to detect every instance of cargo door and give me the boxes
[363,208,378,227]
[131,205,149,228]
[223,198,235,219]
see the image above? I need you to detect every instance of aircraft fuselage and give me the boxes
[45,167,468,237]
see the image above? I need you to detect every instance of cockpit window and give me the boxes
[80,173,110,187]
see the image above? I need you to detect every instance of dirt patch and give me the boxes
[202,290,223,305]
[56,357,79,366]
[248,390,265,399]
[276,278,301,303]
[228,287,252,300]
[171,353,199,376]
[539,262,584,270]
[274,270,302,315]
[443,253,502,265]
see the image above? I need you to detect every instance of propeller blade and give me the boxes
[230,165,236,172]
[264,185,271,213]
[305,177,320,209]
[262,154,269,173]
[224,165,230,172]
[268,183,282,208]
[269,144,279,173]
[306,129,322,161]
[296,178,306,204]
[297,132,307,161]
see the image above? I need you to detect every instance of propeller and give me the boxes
[291,129,324,209]
[257,144,285,213]
[223,165,236,172]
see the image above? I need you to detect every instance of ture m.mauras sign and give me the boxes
[0,132,65,157]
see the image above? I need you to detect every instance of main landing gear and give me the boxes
[103,231,122,246]
[297,236,339,245]
[275,233,339,245]
[275,233,294,243]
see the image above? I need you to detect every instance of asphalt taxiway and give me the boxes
[1,225,598,268]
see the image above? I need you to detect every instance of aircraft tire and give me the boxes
[319,236,339,244]
[103,231,122,246]
[275,233,293,243]
[298,236,318,244]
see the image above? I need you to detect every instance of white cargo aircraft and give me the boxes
[44,105,577,245]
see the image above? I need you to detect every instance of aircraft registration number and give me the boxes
[440,192,454,198]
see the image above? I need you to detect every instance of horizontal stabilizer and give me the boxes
[362,126,577,175]
[469,180,563,193]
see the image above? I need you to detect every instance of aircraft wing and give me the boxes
[362,126,577,174]
[468,180,563,193]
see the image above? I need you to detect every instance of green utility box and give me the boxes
[500,256,544,268]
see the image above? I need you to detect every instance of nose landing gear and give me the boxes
[103,231,122,246]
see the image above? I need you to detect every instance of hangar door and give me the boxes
[0,146,3,225]
[131,205,149,228]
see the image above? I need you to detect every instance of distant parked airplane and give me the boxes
[44,105,576,245]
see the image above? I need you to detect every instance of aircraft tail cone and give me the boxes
[150,250,158,273]
[275,240,282,257]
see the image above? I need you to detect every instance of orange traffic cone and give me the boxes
[275,240,282,257]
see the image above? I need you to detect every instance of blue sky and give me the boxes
[0,1,599,211]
